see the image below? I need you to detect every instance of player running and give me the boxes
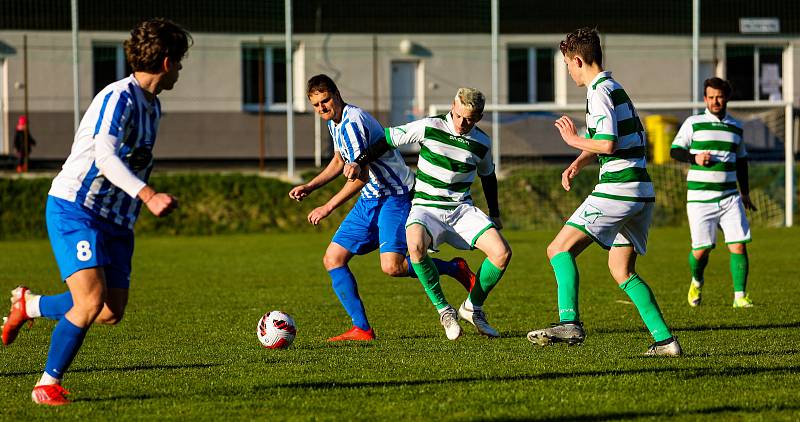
[1,18,191,404]
[343,87,511,340]
[289,75,476,342]
[671,77,756,308]
[526,28,681,356]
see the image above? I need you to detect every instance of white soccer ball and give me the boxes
[257,310,296,349]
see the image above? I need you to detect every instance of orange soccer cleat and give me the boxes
[31,384,71,406]
[450,258,476,292]
[2,286,34,346]
[327,326,376,342]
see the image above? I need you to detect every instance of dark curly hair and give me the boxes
[559,27,602,67]
[124,18,192,73]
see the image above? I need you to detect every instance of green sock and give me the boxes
[468,258,505,307]
[620,274,672,342]
[688,252,708,282]
[730,252,748,293]
[551,251,579,322]
[411,255,448,310]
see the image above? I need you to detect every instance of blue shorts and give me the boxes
[332,193,411,255]
[46,195,134,288]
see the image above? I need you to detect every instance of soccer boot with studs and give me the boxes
[327,326,376,342]
[644,336,683,357]
[449,258,476,292]
[31,384,71,406]
[527,321,585,346]
[733,295,754,308]
[2,286,35,346]
[687,280,702,307]
[458,301,499,338]
[439,306,462,340]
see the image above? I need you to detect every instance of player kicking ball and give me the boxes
[670,77,756,308]
[526,28,681,356]
[1,18,191,404]
[344,88,511,340]
[289,75,476,342]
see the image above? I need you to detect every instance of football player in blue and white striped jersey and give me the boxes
[289,75,476,342]
[1,18,191,405]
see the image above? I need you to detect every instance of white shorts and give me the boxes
[566,195,654,255]
[687,194,751,250]
[406,204,495,251]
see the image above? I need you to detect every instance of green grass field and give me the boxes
[1,227,798,420]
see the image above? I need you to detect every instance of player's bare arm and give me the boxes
[290,154,346,201]
[307,167,368,225]
[554,116,615,155]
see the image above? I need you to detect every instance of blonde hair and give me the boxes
[455,88,485,114]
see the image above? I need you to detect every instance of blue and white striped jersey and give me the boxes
[329,104,414,198]
[49,75,160,229]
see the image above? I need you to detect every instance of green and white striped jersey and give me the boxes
[671,109,747,202]
[585,72,654,202]
[384,112,494,210]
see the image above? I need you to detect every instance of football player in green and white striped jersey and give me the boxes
[526,27,681,357]
[670,77,756,309]
[343,88,512,341]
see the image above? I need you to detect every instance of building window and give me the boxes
[92,43,132,95]
[242,45,287,111]
[726,45,784,101]
[508,47,555,103]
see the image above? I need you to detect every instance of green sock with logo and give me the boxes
[551,252,579,322]
[730,252,748,293]
[411,255,448,310]
[688,252,708,283]
[620,274,672,342]
[468,258,505,307]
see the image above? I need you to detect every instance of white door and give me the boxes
[390,61,417,126]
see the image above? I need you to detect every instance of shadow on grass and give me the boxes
[581,320,800,335]
[261,364,800,390]
[0,362,219,378]
[478,403,800,421]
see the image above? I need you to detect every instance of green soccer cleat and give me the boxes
[733,295,754,308]
[687,282,702,307]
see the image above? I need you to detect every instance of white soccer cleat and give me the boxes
[439,306,462,340]
[458,301,500,338]
[644,337,683,357]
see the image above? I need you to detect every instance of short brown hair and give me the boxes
[704,77,732,97]
[124,18,192,73]
[559,27,602,67]
[307,74,339,97]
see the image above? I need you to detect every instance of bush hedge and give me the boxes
[1,163,795,239]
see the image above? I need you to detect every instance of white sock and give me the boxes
[26,294,41,318]
[464,297,480,311]
[36,372,61,387]
[437,305,453,315]
[734,291,745,299]
[691,278,703,288]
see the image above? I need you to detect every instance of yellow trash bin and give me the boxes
[644,115,679,165]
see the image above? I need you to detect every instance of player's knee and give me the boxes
[381,262,406,277]
[492,246,512,269]
[406,243,427,261]
[546,241,564,260]
[322,253,345,271]
[72,298,105,322]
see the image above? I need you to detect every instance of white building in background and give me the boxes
[0,1,797,163]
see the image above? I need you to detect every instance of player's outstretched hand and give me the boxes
[307,205,332,225]
[561,166,579,191]
[343,162,361,181]
[145,193,178,217]
[289,184,313,201]
[554,115,578,143]
[741,193,757,211]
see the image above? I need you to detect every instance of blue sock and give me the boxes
[406,256,457,278]
[44,317,88,379]
[40,292,74,321]
[328,266,370,330]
